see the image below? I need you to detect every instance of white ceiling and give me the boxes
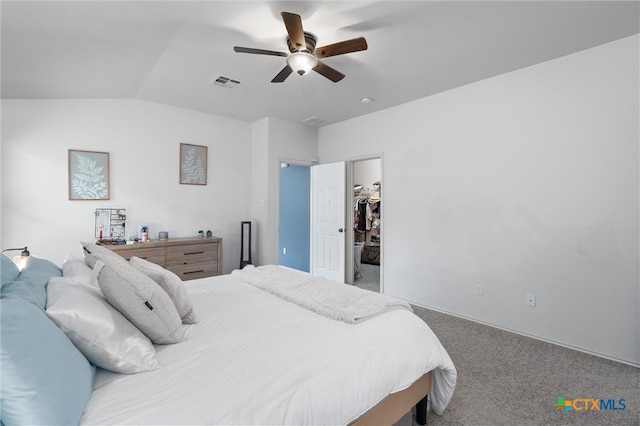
[2,1,638,127]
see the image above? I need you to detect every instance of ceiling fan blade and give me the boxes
[281,12,306,52]
[234,46,288,57]
[315,37,368,59]
[313,61,345,83]
[271,65,293,83]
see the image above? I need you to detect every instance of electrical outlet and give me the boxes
[526,293,536,307]
[475,284,484,296]
[282,247,287,255]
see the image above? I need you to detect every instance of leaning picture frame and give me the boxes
[180,143,208,185]
[68,149,110,200]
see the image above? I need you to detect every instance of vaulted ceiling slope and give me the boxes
[2,1,638,126]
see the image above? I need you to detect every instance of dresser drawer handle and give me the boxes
[183,270,204,275]
[183,251,204,256]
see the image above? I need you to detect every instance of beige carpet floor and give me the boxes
[409,305,639,425]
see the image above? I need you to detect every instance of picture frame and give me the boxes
[180,143,207,185]
[68,149,110,200]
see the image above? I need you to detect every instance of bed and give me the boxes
[0,244,456,425]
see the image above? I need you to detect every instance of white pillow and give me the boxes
[129,257,196,324]
[91,253,186,344]
[62,256,94,286]
[45,277,159,374]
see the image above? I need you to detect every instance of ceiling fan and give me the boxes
[233,12,368,83]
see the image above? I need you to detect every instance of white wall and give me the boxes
[319,35,640,366]
[353,158,381,191]
[251,117,317,266]
[1,99,252,273]
[250,118,270,267]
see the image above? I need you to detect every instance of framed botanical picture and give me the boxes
[180,143,207,185]
[68,149,110,200]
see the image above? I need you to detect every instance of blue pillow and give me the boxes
[0,298,96,425]
[0,257,62,310]
[1,254,20,286]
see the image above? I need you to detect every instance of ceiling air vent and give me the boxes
[210,75,242,89]
[302,116,329,127]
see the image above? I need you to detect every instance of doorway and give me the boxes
[278,162,311,272]
[277,158,381,291]
[351,158,382,292]
[278,160,346,280]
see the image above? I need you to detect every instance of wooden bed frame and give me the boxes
[351,371,431,425]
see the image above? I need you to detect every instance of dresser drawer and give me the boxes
[166,262,219,281]
[104,237,222,280]
[114,247,165,265]
[166,243,218,266]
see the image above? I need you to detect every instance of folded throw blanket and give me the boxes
[231,265,412,324]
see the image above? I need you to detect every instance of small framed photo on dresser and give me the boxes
[180,143,207,185]
[68,149,110,200]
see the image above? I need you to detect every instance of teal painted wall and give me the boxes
[278,164,310,272]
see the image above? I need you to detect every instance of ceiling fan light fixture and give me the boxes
[287,52,318,76]
[234,12,367,83]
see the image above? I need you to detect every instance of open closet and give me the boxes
[353,158,381,291]
[354,182,381,263]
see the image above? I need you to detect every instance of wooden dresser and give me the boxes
[104,236,222,281]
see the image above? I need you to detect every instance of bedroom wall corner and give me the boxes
[251,118,270,268]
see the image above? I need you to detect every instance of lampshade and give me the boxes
[286,52,318,76]
[2,246,30,270]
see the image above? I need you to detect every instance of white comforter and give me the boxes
[81,274,456,425]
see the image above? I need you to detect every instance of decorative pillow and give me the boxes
[91,253,186,344]
[0,256,62,310]
[46,277,160,374]
[0,297,95,426]
[1,253,20,285]
[81,241,122,268]
[62,254,94,286]
[130,256,197,324]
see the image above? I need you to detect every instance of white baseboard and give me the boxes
[412,302,640,369]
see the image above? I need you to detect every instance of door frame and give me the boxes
[347,153,384,290]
